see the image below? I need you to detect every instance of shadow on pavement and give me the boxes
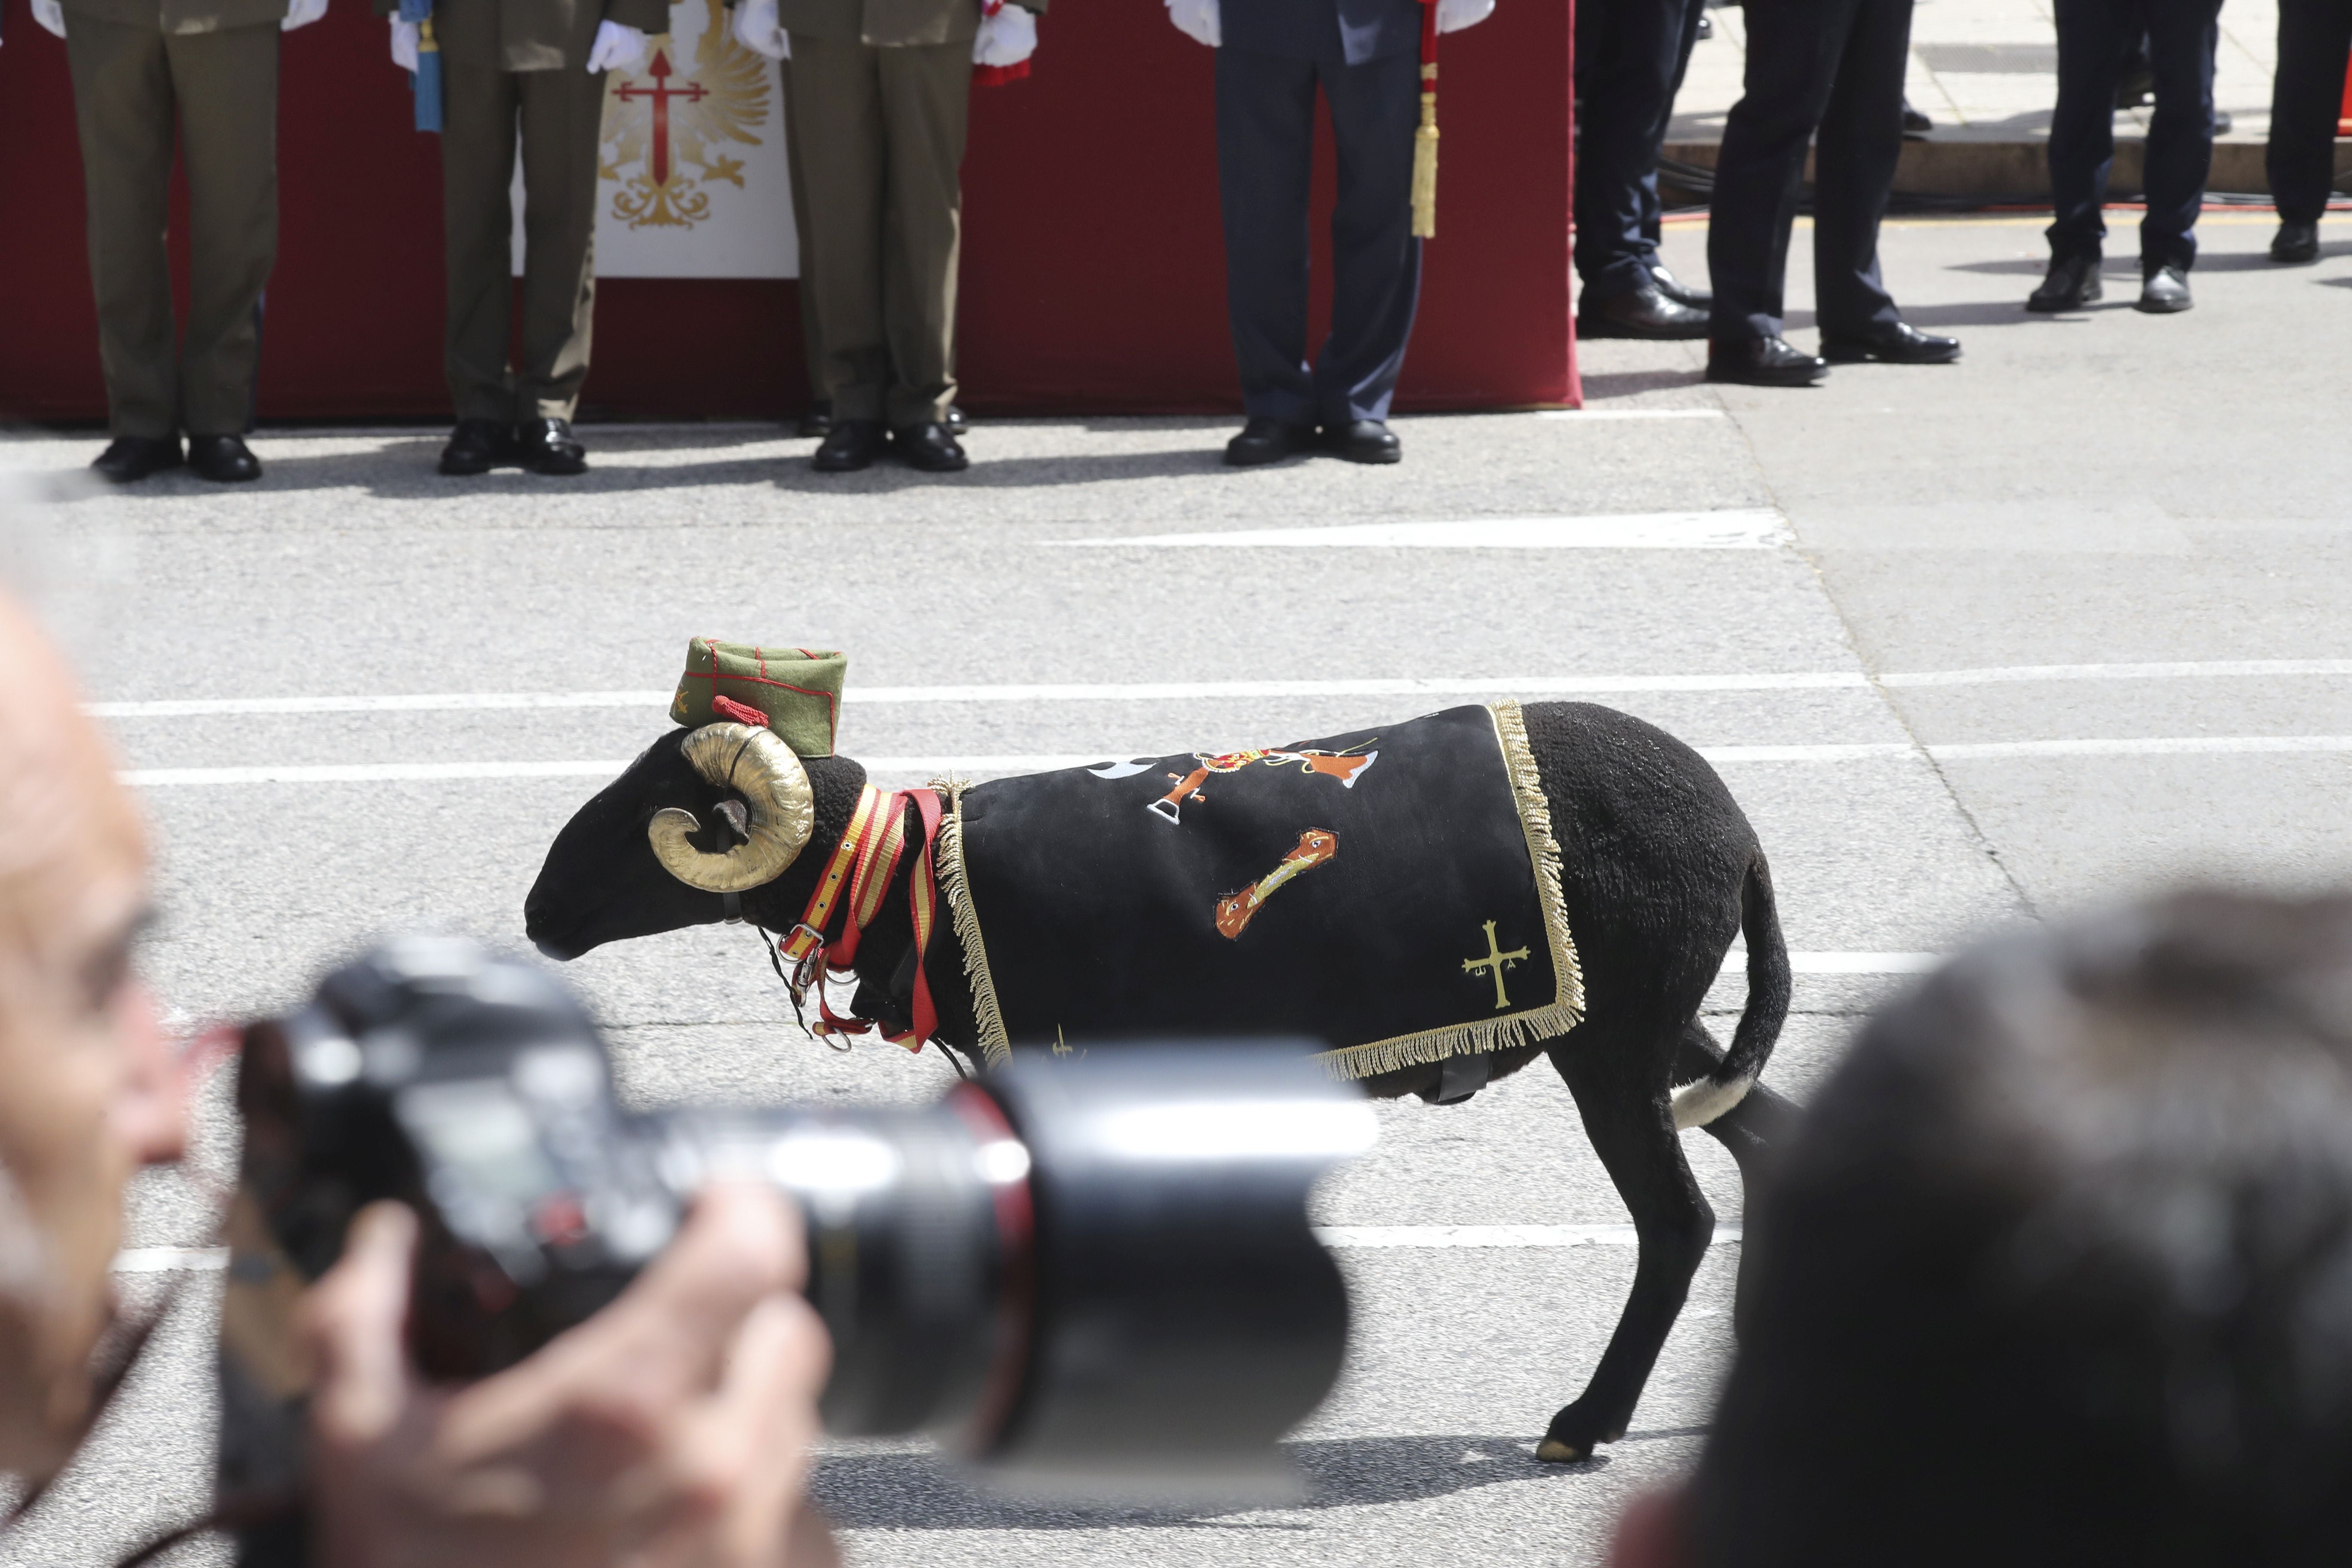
[809,1429,1706,1530]
[1575,369,1707,401]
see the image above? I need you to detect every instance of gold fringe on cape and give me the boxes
[929,701,1586,1082]
[934,777,1014,1069]
[1309,700,1585,1079]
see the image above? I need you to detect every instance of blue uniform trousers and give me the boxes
[1706,0,1910,342]
[1575,0,1709,297]
[2047,0,2224,268]
[1215,45,1424,427]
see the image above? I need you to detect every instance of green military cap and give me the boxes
[669,640,847,758]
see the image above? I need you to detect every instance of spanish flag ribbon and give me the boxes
[1412,0,1439,238]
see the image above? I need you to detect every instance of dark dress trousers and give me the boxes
[1216,0,1425,427]
[1706,0,1910,343]
[62,0,284,440]
[2047,0,2223,269]
[1574,0,1707,298]
[2266,0,2352,227]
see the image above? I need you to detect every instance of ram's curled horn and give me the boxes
[647,723,817,892]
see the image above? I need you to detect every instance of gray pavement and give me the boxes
[6,208,2350,1565]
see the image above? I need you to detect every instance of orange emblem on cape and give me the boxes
[1146,742,1379,825]
[1216,829,1339,940]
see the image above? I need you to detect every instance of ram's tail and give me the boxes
[1670,851,1790,1131]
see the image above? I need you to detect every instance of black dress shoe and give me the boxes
[1902,100,1933,138]
[90,435,183,484]
[1223,416,1315,467]
[187,434,261,483]
[813,419,888,472]
[2137,263,2193,314]
[1578,285,1709,340]
[1819,321,1960,364]
[894,422,970,473]
[2027,254,2103,312]
[438,417,517,475]
[944,404,968,435]
[1706,336,1826,387]
[517,417,588,475]
[1321,419,1402,464]
[2272,220,2320,264]
[796,401,833,439]
[1649,262,1712,311]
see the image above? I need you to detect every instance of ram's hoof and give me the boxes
[1535,1437,1590,1463]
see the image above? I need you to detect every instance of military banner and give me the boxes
[511,0,798,279]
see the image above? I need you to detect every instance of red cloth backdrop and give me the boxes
[0,0,1575,420]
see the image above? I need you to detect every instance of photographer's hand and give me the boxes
[302,1185,838,1568]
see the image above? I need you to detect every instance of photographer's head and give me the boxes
[0,591,184,1479]
[1621,890,2352,1568]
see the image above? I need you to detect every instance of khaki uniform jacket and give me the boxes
[63,0,285,35]
[779,0,1044,49]
[373,0,672,73]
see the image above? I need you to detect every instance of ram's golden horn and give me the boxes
[648,723,815,893]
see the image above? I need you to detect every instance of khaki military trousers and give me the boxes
[64,12,278,439]
[441,49,607,423]
[787,34,968,428]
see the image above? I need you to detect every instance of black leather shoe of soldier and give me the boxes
[438,418,516,475]
[944,404,968,435]
[795,401,833,439]
[188,435,262,483]
[2271,220,2320,264]
[91,436,184,484]
[1819,321,1961,364]
[894,423,970,473]
[813,420,888,472]
[1578,285,1709,340]
[1321,419,1402,464]
[2026,254,2103,312]
[1223,416,1315,467]
[1649,261,1712,310]
[518,418,589,475]
[1705,335,1826,387]
[2137,263,2193,314]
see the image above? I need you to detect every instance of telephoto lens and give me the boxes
[236,936,1375,1494]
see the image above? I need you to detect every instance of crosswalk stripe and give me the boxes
[1045,512,1792,550]
[88,658,2352,721]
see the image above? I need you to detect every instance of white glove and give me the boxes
[282,0,327,29]
[1166,0,1217,48]
[1434,0,1494,31]
[585,18,646,73]
[731,0,787,60]
[32,0,66,37]
[389,15,418,69]
[972,3,1035,67]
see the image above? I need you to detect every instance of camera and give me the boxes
[236,936,1372,1492]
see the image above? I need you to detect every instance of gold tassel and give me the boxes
[1410,66,1439,240]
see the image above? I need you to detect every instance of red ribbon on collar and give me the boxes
[776,784,942,1051]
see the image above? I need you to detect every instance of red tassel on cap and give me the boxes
[712,695,770,727]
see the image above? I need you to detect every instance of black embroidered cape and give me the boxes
[936,701,1583,1078]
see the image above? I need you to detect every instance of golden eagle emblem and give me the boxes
[600,0,772,229]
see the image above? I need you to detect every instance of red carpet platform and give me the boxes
[0,0,1577,421]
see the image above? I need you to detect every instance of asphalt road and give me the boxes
[5,209,2349,1566]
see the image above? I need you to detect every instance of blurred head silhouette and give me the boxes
[0,589,185,1482]
[1619,890,2352,1568]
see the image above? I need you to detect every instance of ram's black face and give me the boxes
[524,729,734,960]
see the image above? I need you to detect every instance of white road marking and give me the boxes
[90,657,2352,720]
[1318,1224,1743,1248]
[1934,736,2352,759]
[1533,409,1728,422]
[1733,951,1939,974]
[121,735,2352,790]
[113,1247,229,1273]
[1047,512,1793,550]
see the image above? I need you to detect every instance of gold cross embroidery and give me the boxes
[1462,920,1531,1011]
